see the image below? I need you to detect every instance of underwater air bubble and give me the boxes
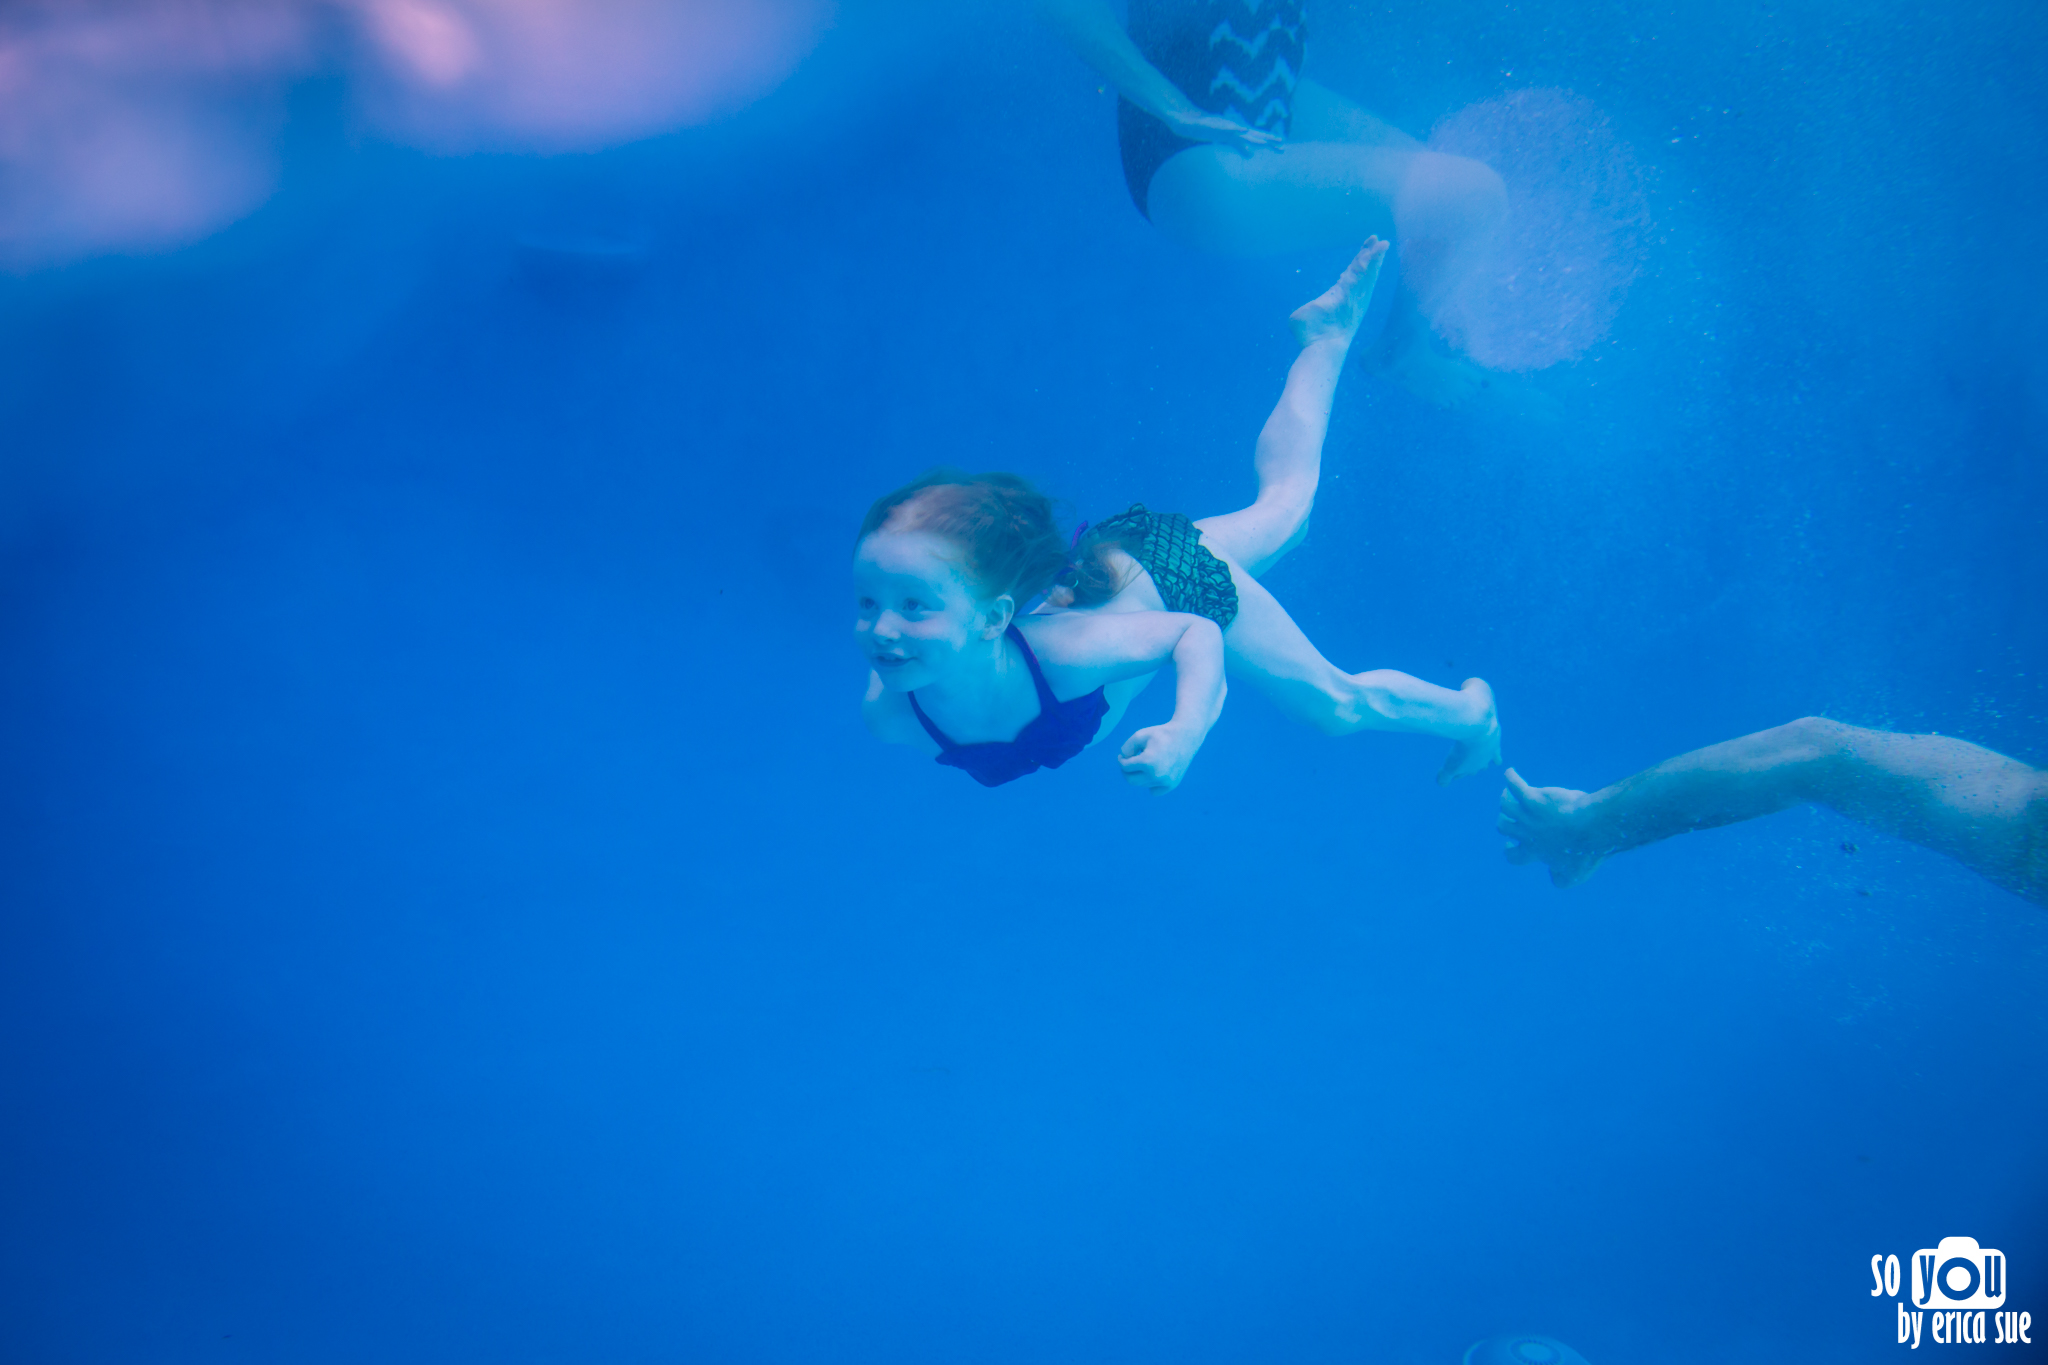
[1424,88,1651,371]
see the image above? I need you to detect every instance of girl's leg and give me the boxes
[1194,238,1386,577]
[1186,237,1501,782]
[1217,561,1501,782]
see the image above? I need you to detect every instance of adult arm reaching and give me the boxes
[1498,717,2048,906]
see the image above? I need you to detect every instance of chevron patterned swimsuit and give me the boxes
[1118,0,1307,218]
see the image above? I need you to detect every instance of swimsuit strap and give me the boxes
[904,624,1055,751]
[904,691,956,752]
[1003,623,1061,710]
[1016,523,1092,617]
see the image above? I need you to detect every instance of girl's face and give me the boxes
[853,528,1010,692]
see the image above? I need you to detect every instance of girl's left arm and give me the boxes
[1116,615,1225,793]
[1033,610,1226,792]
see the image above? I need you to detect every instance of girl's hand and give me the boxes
[1164,108,1280,154]
[1118,723,1204,793]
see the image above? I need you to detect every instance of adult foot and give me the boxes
[1290,237,1389,348]
[1435,677,1502,784]
[1497,768,1607,888]
[1358,290,1494,408]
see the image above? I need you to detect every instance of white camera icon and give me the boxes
[1912,1236,2006,1310]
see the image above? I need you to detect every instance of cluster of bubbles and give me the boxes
[1425,87,1652,371]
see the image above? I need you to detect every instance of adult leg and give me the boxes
[1277,81,1505,400]
[1146,139,1504,408]
[1285,77,1527,276]
[1288,77,1421,153]
[1145,97,1506,307]
[1144,139,1502,267]
[1499,717,2048,904]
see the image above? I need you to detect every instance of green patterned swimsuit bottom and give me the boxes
[1089,504,1240,631]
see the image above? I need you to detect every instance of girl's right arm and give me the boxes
[1035,0,1279,152]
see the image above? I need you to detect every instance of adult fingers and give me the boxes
[1503,768,1539,805]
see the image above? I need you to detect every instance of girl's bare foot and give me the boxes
[1289,237,1389,348]
[1436,677,1502,784]
[1497,769,1607,887]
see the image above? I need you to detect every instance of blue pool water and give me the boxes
[1,3,2043,1362]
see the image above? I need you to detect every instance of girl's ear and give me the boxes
[980,594,1017,638]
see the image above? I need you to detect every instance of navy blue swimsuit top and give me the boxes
[907,625,1109,787]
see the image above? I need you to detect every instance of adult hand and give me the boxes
[1497,769,1605,888]
[1163,108,1281,154]
[1118,723,1202,793]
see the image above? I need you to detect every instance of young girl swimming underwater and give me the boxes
[854,239,1500,791]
